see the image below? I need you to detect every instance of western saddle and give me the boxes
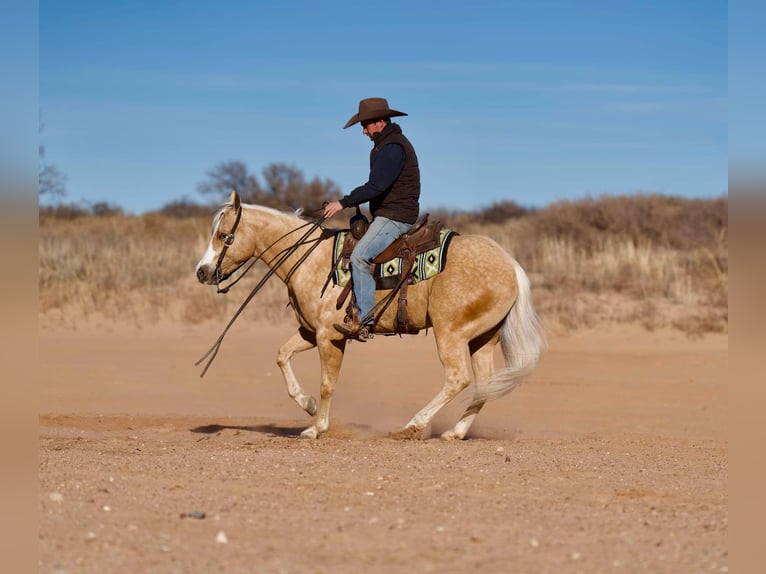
[332,212,445,335]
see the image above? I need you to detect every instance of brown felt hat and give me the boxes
[343,97,407,129]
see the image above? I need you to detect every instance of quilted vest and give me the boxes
[369,123,421,224]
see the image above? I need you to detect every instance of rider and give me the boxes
[324,97,421,341]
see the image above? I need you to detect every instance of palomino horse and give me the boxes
[195,190,547,440]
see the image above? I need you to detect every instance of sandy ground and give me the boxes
[39,319,727,573]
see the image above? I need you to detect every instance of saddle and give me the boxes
[335,213,445,334]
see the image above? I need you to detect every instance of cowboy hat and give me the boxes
[343,97,407,129]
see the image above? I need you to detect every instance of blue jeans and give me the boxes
[350,216,412,326]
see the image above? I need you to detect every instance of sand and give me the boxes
[39,319,727,573]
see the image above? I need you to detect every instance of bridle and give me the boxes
[212,201,243,290]
[211,202,330,294]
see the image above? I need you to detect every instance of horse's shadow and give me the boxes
[189,422,304,438]
[190,423,512,441]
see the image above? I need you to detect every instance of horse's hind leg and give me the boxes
[391,333,473,440]
[441,336,497,440]
[277,328,318,416]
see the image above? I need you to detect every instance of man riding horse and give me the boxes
[323,97,421,341]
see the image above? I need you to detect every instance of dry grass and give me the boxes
[38,212,292,327]
[39,194,728,335]
[428,194,727,335]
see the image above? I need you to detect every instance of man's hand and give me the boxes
[323,200,345,219]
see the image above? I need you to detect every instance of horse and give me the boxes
[195,190,547,440]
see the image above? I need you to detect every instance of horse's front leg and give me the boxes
[276,328,318,416]
[299,332,346,439]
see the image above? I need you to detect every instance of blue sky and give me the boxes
[38,0,727,214]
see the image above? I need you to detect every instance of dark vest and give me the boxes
[369,123,420,224]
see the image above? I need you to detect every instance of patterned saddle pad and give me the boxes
[331,228,458,289]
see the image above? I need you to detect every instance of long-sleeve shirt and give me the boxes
[339,143,405,208]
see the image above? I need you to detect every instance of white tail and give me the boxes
[473,260,548,403]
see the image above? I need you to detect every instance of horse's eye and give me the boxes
[218,232,235,245]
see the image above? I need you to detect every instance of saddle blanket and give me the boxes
[332,228,458,289]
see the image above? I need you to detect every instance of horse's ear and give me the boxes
[228,189,241,210]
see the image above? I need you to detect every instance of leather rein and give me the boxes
[196,207,329,377]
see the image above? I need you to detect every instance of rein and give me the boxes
[214,220,315,294]
[195,210,329,378]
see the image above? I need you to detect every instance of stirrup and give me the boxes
[333,322,374,341]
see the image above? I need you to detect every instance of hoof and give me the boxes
[299,426,319,439]
[440,430,464,441]
[305,396,317,417]
[388,426,424,441]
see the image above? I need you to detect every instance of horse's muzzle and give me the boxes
[196,266,211,284]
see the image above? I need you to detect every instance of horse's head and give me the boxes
[195,190,250,285]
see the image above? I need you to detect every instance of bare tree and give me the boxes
[39,118,67,198]
[259,163,341,211]
[196,161,262,202]
[39,162,67,198]
[198,161,341,211]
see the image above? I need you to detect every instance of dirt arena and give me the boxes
[39,319,727,573]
